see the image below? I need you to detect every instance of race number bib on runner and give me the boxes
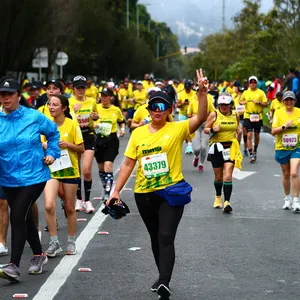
[50,150,72,173]
[95,122,113,136]
[77,114,90,128]
[222,148,231,161]
[250,114,260,122]
[141,153,169,178]
[236,105,245,114]
[282,133,298,147]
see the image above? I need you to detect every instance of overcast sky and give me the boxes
[140,0,274,32]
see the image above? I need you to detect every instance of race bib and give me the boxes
[222,148,231,161]
[141,153,169,178]
[250,114,260,122]
[236,105,245,114]
[50,150,72,173]
[77,114,90,128]
[95,122,113,136]
[282,134,298,147]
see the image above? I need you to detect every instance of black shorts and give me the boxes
[207,142,234,168]
[243,119,263,133]
[81,129,96,151]
[95,134,119,163]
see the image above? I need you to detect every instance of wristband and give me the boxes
[281,125,286,131]
[210,128,214,134]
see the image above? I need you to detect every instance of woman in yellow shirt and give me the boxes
[108,69,208,299]
[204,93,243,213]
[69,76,99,214]
[269,91,284,124]
[44,95,84,257]
[272,91,300,212]
[94,88,126,201]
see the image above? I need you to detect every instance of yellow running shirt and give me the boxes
[270,98,284,112]
[272,107,300,150]
[133,90,148,110]
[51,118,83,179]
[95,105,124,134]
[85,86,99,100]
[210,110,238,143]
[38,104,52,120]
[240,88,268,120]
[177,90,197,115]
[125,120,190,193]
[187,93,215,116]
[69,96,97,130]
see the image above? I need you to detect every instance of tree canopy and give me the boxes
[0,0,183,80]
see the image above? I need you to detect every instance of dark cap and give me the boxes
[184,80,192,88]
[73,75,87,88]
[29,83,38,90]
[0,80,21,92]
[148,91,172,105]
[45,80,64,93]
[101,198,130,220]
[101,88,113,96]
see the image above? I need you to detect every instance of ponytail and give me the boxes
[54,94,72,119]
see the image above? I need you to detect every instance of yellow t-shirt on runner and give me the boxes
[187,93,215,116]
[48,118,83,179]
[133,90,148,110]
[125,120,190,193]
[240,88,268,120]
[95,105,124,134]
[272,107,300,150]
[38,104,52,120]
[177,90,197,116]
[69,96,97,130]
[270,98,284,112]
[85,86,99,100]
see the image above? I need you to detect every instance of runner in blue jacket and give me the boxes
[0,78,60,282]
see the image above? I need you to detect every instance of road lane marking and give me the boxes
[233,168,255,180]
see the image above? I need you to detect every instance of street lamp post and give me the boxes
[126,0,129,28]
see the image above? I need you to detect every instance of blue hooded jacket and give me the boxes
[0,105,60,187]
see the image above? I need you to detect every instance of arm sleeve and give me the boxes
[292,78,299,94]
[38,113,60,159]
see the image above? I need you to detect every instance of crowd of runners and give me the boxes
[0,68,299,300]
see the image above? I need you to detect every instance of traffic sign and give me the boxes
[55,52,68,66]
[32,48,48,68]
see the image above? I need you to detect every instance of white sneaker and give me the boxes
[292,199,300,212]
[75,199,85,212]
[283,196,292,210]
[185,145,193,154]
[0,242,8,256]
[85,201,95,214]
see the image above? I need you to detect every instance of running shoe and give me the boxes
[0,242,8,256]
[283,196,292,210]
[75,199,85,212]
[0,263,20,282]
[66,242,77,255]
[198,165,204,173]
[85,201,95,214]
[213,196,222,209]
[243,149,248,157]
[45,241,62,258]
[185,145,193,154]
[249,155,255,163]
[157,284,171,300]
[193,156,199,167]
[223,201,232,213]
[151,278,159,292]
[28,254,48,274]
[292,199,300,212]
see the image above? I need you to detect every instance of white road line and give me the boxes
[33,160,131,300]
[33,204,107,300]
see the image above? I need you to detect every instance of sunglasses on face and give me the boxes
[148,102,169,111]
[249,81,257,84]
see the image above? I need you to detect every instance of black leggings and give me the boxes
[3,182,46,267]
[135,192,184,285]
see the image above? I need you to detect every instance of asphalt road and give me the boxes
[1,129,300,300]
